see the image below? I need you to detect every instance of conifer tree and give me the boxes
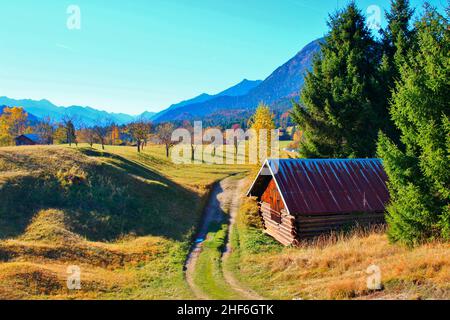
[378,0,415,142]
[291,2,381,158]
[377,5,449,245]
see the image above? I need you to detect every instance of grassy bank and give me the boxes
[192,222,245,300]
[0,144,250,299]
[227,179,450,300]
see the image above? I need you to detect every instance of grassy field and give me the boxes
[1,143,448,300]
[0,144,251,299]
[226,178,450,300]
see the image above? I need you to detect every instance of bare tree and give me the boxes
[78,122,96,147]
[157,123,174,158]
[182,121,197,161]
[93,118,113,150]
[128,120,152,152]
[230,124,244,154]
[35,116,55,144]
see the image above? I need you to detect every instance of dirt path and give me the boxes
[222,179,265,300]
[184,176,264,300]
[184,178,228,300]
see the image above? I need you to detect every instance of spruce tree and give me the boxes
[377,5,449,245]
[381,0,415,66]
[291,2,381,158]
[378,0,415,142]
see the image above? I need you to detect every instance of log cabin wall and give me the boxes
[258,178,385,243]
[260,202,296,246]
[259,180,297,245]
[295,212,385,239]
[261,179,285,213]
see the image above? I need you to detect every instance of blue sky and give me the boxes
[0,0,444,114]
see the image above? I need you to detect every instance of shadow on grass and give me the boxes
[0,147,205,242]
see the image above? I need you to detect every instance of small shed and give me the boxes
[247,158,390,245]
[15,134,41,146]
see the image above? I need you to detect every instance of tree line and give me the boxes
[291,0,449,245]
[0,109,178,155]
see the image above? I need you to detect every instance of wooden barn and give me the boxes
[247,159,390,245]
[14,134,42,146]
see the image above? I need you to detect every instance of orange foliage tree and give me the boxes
[0,106,29,146]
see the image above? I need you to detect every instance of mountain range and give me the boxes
[0,97,147,126]
[151,38,322,122]
[0,38,322,126]
[0,79,263,126]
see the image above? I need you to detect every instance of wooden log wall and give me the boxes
[296,212,385,239]
[260,206,385,245]
[261,179,285,213]
[260,202,296,246]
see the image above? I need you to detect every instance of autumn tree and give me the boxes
[291,3,382,158]
[157,123,175,158]
[182,121,204,161]
[248,102,276,162]
[377,5,449,245]
[0,107,29,145]
[289,127,304,150]
[53,125,67,144]
[109,125,122,145]
[77,125,96,147]
[128,120,151,152]
[93,125,109,150]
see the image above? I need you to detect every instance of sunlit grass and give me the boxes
[226,177,450,300]
[0,144,250,299]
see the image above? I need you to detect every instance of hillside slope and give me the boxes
[152,79,262,121]
[0,145,249,299]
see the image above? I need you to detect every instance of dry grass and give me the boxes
[0,206,173,299]
[232,225,450,300]
[0,144,250,299]
[228,176,450,300]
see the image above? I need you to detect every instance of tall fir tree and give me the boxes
[378,0,415,142]
[381,0,415,67]
[377,5,449,245]
[291,2,382,158]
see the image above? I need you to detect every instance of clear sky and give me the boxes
[0,0,444,115]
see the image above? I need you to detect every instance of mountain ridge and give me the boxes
[0,38,323,126]
[152,38,323,122]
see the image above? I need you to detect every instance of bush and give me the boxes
[239,197,263,229]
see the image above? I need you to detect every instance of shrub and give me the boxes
[239,196,262,229]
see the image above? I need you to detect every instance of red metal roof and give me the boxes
[248,158,390,216]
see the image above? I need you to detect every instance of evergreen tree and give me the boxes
[381,0,415,66]
[291,2,382,158]
[378,0,415,142]
[377,5,449,245]
[66,120,77,146]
